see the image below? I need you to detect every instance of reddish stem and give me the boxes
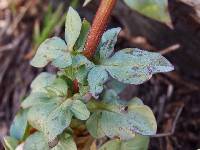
[73,80,79,93]
[73,0,117,93]
[83,0,117,59]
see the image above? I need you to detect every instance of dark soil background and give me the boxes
[0,0,200,150]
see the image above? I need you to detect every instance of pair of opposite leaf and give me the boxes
[84,0,171,23]
[30,7,174,97]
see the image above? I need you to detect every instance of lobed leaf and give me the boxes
[99,134,149,150]
[123,0,171,23]
[10,109,28,141]
[31,37,71,68]
[65,7,82,51]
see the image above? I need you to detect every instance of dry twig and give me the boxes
[152,104,184,138]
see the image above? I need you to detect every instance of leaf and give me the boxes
[123,0,170,23]
[102,48,174,85]
[45,78,68,97]
[72,55,94,69]
[52,133,77,150]
[83,0,93,6]
[88,67,108,97]
[31,72,56,93]
[106,79,127,95]
[79,85,90,96]
[31,37,72,68]
[70,100,90,120]
[27,99,73,141]
[74,19,91,52]
[99,134,149,150]
[98,27,121,60]
[75,66,89,84]
[102,89,119,105]
[65,7,82,51]
[3,136,18,150]
[21,93,51,109]
[72,55,94,84]
[10,109,28,140]
[27,98,89,141]
[86,112,106,139]
[86,97,157,140]
[24,132,77,150]
[23,132,49,150]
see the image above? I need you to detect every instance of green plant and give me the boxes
[3,1,174,150]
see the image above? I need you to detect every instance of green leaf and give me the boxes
[72,55,94,84]
[27,99,73,141]
[75,66,89,84]
[3,136,18,150]
[88,67,108,97]
[98,27,121,60]
[86,112,106,138]
[23,132,49,150]
[99,135,149,150]
[74,19,90,52]
[10,109,28,140]
[72,55,94,69]
[21,92,51,109]
[31,72,56,93]
[86,97,157,140]
[102,48,174,85]
[27,98,89,142]
[123,0,170,23]
[70,100,90,120]
[45,78,68,97]
[52,133,77,150]
[65,7,82,51]
[102,89,119,104]
[106,79,127,95]
[79,85,90,96]
[62,66,76,81]
[31,37,72,68]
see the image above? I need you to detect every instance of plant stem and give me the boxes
[73,80,79,93]
[83,0,117,59]
[73,0,117,93]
